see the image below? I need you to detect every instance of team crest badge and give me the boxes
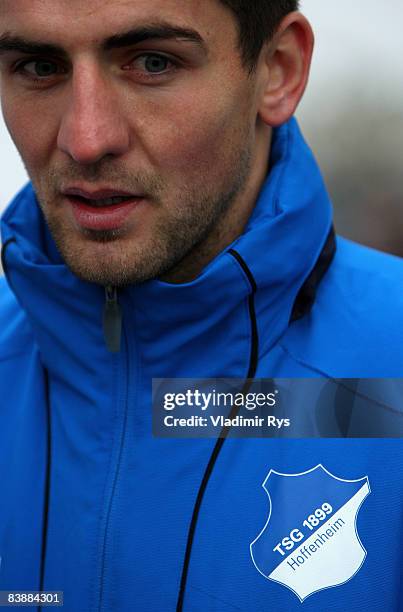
[250,464,370,602]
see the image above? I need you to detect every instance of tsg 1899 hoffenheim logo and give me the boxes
[250,464,370,602]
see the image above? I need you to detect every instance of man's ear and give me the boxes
[256,12,314,127]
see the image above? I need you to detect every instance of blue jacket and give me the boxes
[1,119,403,611]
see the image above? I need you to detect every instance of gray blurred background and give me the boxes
[1,0,403,256]
[297,0,403,256]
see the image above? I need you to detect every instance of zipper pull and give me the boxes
[103,286,122,353]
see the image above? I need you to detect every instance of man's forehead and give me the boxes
[0,0,233,45]
[1,0,201,16]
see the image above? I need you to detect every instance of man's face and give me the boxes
[0,0,264,286]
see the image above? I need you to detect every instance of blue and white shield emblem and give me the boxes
[250,464,370,602]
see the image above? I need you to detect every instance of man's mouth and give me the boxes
[62,187,146,232]
[71,194,135,207]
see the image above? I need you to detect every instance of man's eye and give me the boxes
[17,59,61,78]
[134,54,173,75]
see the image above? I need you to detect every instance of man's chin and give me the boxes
[80,226,129,244]
[50,231,172,287]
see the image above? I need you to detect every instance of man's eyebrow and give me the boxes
[0,34,67,57]
[0,24,207,58]
[103,24,207,51]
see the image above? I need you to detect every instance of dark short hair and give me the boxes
[219,0,300,69]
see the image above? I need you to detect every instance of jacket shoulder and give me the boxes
[0,275,35,361]
[280,237,403,376]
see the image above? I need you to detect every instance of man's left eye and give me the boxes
[135,54,173,74]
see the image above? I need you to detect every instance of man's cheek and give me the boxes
[2,89,59,154]
[152,110,233,172]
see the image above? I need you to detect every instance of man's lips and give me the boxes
[64,187,142,198]
[62,187,145,231]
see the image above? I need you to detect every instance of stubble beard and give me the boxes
[31,145,253,287]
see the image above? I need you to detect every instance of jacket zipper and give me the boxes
[103,286,122,353]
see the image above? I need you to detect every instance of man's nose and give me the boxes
[57,65,130,165]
